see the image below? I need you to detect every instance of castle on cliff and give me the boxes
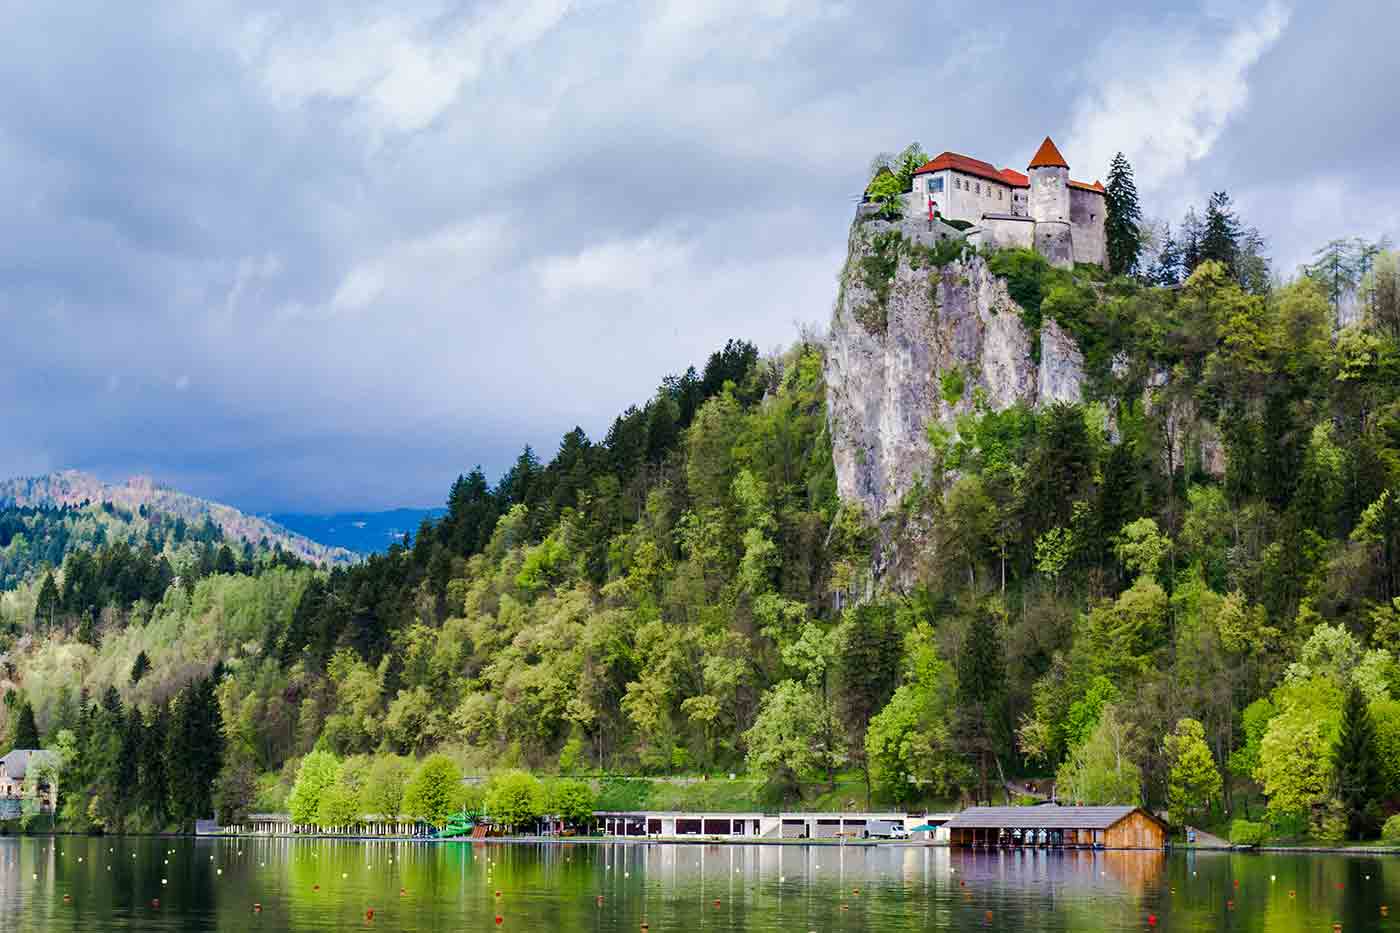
[893,136,1106,268]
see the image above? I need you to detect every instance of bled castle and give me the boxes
[864,136,1106,268]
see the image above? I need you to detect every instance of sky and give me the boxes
[1,0,1396,513]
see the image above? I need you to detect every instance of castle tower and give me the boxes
[1027,136,1074,267]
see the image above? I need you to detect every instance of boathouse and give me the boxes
[943,805,1166,850]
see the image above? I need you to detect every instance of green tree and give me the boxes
[1200,191,1242,275]
[34,572,59,630]
[1333,685,1383,839]
[363,755,413,819]
[403,754,465,828]
[1304,238,1361,315]
[1256,711,1331,828]
[13,701,39,748]
[287,750,341,825]
[315,782,362,829]
[484,769,543,831]
[543,778,595,827]
[743,680,846,799]
[129,650,151,686]
[1104,152,1143,276]
[1055,705,1141,805]
[956,603,1008,804]
[1163,718,1222,826]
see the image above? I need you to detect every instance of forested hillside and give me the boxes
[4,217,1400,843]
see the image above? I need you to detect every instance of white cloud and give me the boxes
[535,235,695,297]
[1066,2,1291,188]
[239,0,573,135]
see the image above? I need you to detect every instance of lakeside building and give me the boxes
[943,805,1167,850]
[0,749,58,819]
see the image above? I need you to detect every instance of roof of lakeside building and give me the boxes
[944,805,1165,830]
[0,749,57,781]
[981,212,1033,222]
[1028,136,1070,169]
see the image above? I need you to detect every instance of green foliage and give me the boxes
[287,751,340,826]
[1055,705,1140,805]
[1228,819,1265,845]
[485,769,544,830]
[13,701,39,749]
[939,368,965,406]
[1333,686,1383,838]
[403,754,465,827]
[1382,814,1400,844]
[1163,718,1222,826]
[1104,152,1143,277]
[743,680,846,794]
[543,778,595,825]
[854,230,904,335]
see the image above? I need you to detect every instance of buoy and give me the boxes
[253,903,262,912]
[959,880,966,888]
[1289,890,1296,898]
[1233,879,1239,887]
[1227,899,1234,910]
[1148,914,1157,926]
[840,904,849,911]
[63,894,72,903]
[162,879,168,886]
[366,908,375,921]
[400,889,408,897]
[496,891,502,898]
[342,873,348,879]
[313,885,320,891]
[779,876,786,882]
[714,899,721,907]
[151,898,161,909]
[217,869,223,875]
[853,888,860,895]
[1270,875,1276,881]
[985,910,993,921]
[495,916,503,925]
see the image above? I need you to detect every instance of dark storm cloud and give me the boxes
[0,0,1392,511]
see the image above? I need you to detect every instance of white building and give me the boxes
[907,136,1106,268]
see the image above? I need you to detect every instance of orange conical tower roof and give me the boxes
[1027,136,1069,170]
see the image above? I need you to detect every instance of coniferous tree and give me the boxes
[34,571,59,630]
[140,704,169,822]
[1334,685,1382,839]
[130,650,151,685]
[956,604,1009,804]
[1180,207,1203,275]
[1200,191,1242,276]
[13,700,40,748]
[1146,224,1183,287]
[1104,152,1143,276]
[1304,238,1361,313]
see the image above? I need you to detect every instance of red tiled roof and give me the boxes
[913,143,1103,195]
[1028,136,1069,169]
[999,168,1029,188]
[912,151,1012,187]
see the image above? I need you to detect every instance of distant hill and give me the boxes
[269,508,446,554]
[0,470,356,568]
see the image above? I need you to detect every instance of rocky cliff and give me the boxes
[825,217,1087,519]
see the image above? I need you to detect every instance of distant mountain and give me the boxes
[0,470,356,567]
[269,508,446,555]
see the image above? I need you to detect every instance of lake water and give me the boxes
[1,835,1396,931]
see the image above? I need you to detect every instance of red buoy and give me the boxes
[1148,914,1157,926]
[151,898,161,909]
[253,903,262,912]
[495,915,504,925]
[366,907,375,921]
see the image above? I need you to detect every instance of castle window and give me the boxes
[974,182,980,194]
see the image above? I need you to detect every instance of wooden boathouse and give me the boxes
[944,805,1166,850]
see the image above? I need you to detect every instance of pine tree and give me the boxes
[130,650,151,685]
[34,571,59,630]
[1104,152,1143,276]
[1148,224,1183,287]
[13,701,39,748]
[956,603,1009,804]
[140,704,169,822]
[1180,207,1203,275]
[1200,191,1242,276]
[1304,238,1361,313]
[1334,684,1382,839]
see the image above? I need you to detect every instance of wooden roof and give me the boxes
[944,805,1164,831]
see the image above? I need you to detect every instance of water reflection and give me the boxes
[1,835,1395,931]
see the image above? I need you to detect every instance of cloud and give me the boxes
[1066,2,1291,188]
[239,0,573,136]
[536,235,694,297]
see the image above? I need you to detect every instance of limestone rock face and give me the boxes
[825,219,1084,518]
